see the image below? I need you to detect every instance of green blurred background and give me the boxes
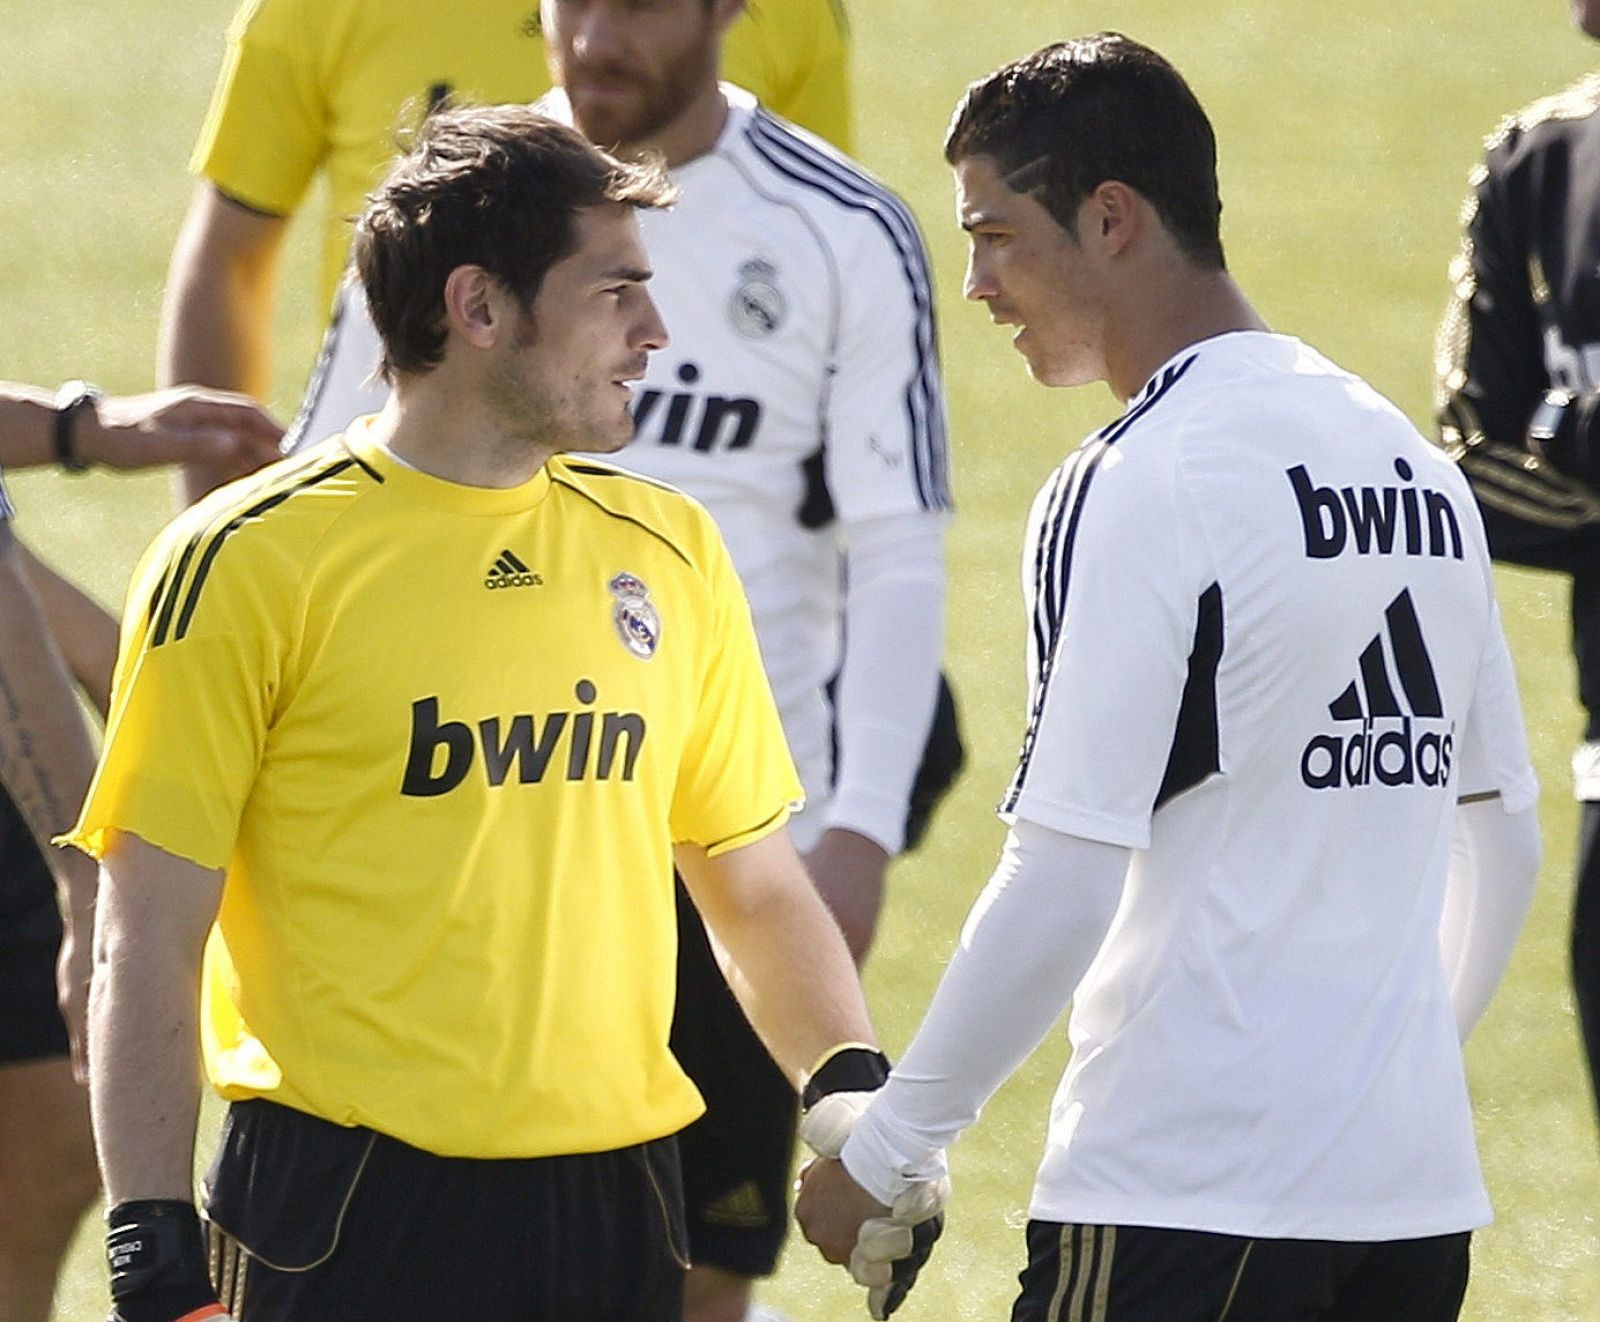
[4,1,1597,1317]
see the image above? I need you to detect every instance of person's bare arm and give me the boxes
[0,527,100,1069]
[675,828,875,1085]
[159,182,291,500]
[89,831,224,1203]
[0,381,282,476]
[803,828,888,967]
[14,541,117,718]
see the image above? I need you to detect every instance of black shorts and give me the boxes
[669,876,797,1277]
[202,1099,688,1321]
[0,783,68,1066]
[1012,1221,1470,1322]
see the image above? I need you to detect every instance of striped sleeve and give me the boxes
[1001,361,1213,846]
[64,452,361,869]
[743,109,951,516]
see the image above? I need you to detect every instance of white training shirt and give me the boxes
[849,332,1537,1241]
[289,87,951,853]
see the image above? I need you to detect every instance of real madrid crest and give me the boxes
[729,257,787,340]
[609,572,660,660]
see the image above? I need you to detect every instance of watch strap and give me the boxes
[52,379,102,473]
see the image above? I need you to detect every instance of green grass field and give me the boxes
[7,1,1599,1317]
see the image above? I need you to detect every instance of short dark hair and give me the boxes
[354,103,676,379]
[944,34,1225,270]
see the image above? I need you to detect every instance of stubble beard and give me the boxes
[563,34,715,154]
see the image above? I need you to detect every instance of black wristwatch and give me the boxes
[52,379,103,473]
[1527,387,1575,461]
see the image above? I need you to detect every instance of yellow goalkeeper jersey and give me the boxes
[193,0,853,312]
[67,419,802,1158]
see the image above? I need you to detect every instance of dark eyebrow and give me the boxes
[601,265,653,283]
[960,212,1004,232]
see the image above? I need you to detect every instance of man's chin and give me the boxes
[575,423,636,456]
[569,101,648,153]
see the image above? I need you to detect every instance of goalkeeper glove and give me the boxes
[800,1045,948,1320]
[106,1200,230,1322]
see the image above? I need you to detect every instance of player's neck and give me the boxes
[619,84,728,169]
[1105,270,1267,403]
[374,386,557,490]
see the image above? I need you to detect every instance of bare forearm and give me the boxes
[159,205,281,399]
[89,835,222,1202]
[805,827,888,966]
[159,185,287,500]
[16,541,117,717]
[0,384,65,466]
[0,533,99,888]
[680,835,875,1085]
[720,883,874,1084]
[89,926,207,1203]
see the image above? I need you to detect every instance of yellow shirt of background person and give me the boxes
[192,0,853,313]
[66,423,804,1159]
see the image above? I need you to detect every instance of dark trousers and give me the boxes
[203,1099,687,1321]
[1012,1222,1470,1322]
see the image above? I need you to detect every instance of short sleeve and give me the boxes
[63,508,290,870]
[724,0,854,151]
[825,206,952,522]
[1453,599,1540,813]
[999,441,1204,849]
[191,0,327,216]
[670,529,804,855]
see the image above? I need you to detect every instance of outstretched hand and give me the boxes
[90,387,284,477]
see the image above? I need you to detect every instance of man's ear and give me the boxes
[1086,181,1141,257]
[442,265,501,349]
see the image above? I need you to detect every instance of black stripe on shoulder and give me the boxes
[145,565,172,629]
[151,450,342,646]
[345,448,385,483]
[548,469,695,569]
[560,462,676,491]
[1098,354,1198,446]
[149,528,211,646]
[560,460,684,496]
[155,457,365,647]
[1001,360,1199,813]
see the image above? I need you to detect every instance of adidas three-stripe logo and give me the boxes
[1300,589,1455,790]
[484,549,542,590]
